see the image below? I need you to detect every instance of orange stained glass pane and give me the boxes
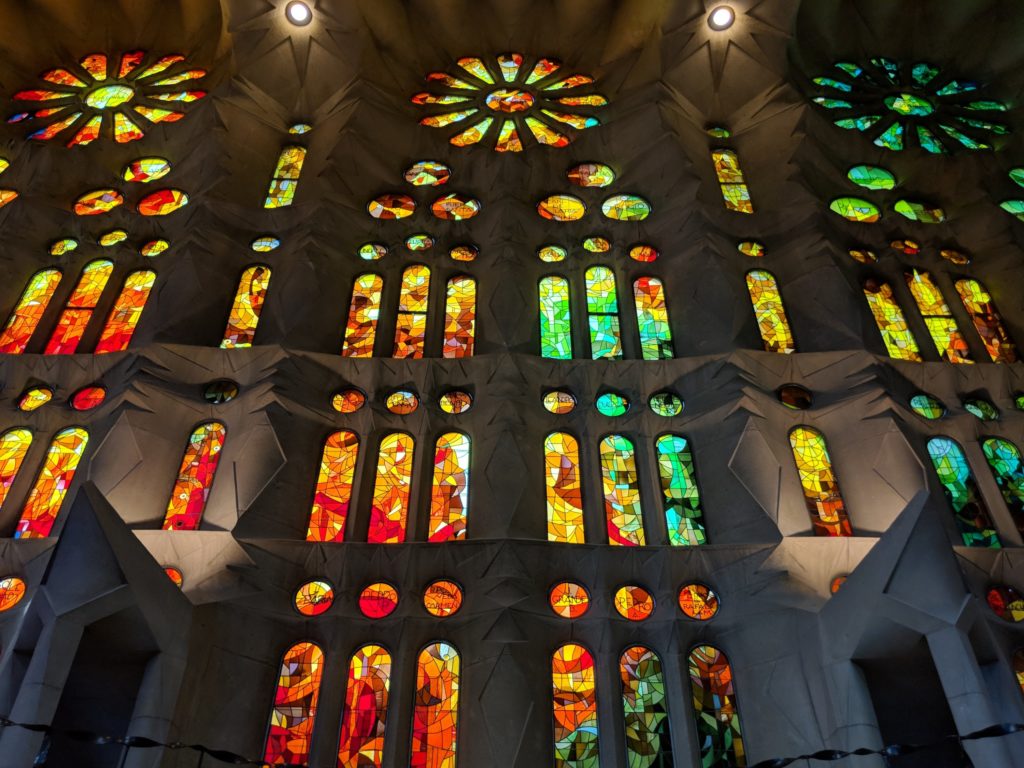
[552,643,599,767]
[614,584,655,621]
[955,278,1018,363]
[94,270,155,353]
[0,577,27,612]
[367,433,414,544]
[394,265,430,359]
[338,644,391,768]
[600,434,645,546]
[0,269,63,354]
[220,265,271,349]
[443,276,476,358]
[679,583,720,620]
[549,581,590,618]
[789,426,852,537]
[712,149,754,213]
[342,274,383,358]
[428,432,471,542]
[264,146,307,208]
[411,642,460,768]
[423,580,464,617]
[14,427,88,539]
[745,270,795,354]
[161,422,226,531]
[306,430,359,543]
[43,260,114,354]
[689,645,745,767]
[262,641,324,766]
[0,429,32,510]
[545,432,585,544]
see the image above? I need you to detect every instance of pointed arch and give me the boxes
[863,280,923,361]
[443,276,476,358]
[306,430,359,543]
[261,641,324,766]
[411,642,460,768]
[600,434,645,546]
[656,434,706,546]
[539,275,572,359]
[367,432,414,543]
[394,264,430,358]
[745,270,795,353]
[927,437,1000,547]
[221,264,271,348]
[428,432,470,542]
[44,259,114,354]
[14,427,88,539]
[94,269,156,353]
[585,265,621,359]
[789,426,852,537]
[621,645,673,766]
[161,421,226,531]
[337,644,391,768]
[688,645,745,767]
[342,273,383,357]
[545,432,584,544]
[633,277,673,360]
[552,643,599,767]
[0,268,62,354]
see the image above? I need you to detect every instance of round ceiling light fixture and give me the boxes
[708,5,736,30]
[285,1,312,26]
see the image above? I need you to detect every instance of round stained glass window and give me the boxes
[439,391,472,414]
[629,244,658,263]
[549,582,590,618]
[778,384,812,410]
[538,245,567,263]
[987,585,1024,622]
[0,577,26,612]
[678,583,719,620]
[386,390,419,415]
[614,585,655,621]
[70,386,106,411]
[294,580,335,617]
[203,380,239,404]
[830,575,847,594]
[543,390,576,414]
[17,386,52,412]
[333,388,366,413]
[164,566,184,588]
[909,393,945,420]
[450,244,478,262]
[596,392,629,417]
[423,580,463,617]
[359,582,399,619]
[359,243,388,261]
[964,398,999,421]
[649,392,683,417]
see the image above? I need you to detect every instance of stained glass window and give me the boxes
[394,265,430,359]
[926,437,999,547]
[600,435,645,546]
[337,644,390,768]
[540,276,573,359]
[13,427,89,539]
[585,266,621,359]
[428,432,470,542]
[294,580,334,616]
[261,641,324,766]
[656,434,706,546]
[633,277,673,360]
[745,270,795,354]
[44,260,114,354]
[0,269,62,354]
[161,422,226,531]
[954,279,1017,363]
[621,646,672,767]
[863,281,923,361]
[0,429,32,510]
[444,276,476,358]
[689,645,745,767]
[904,270,971,363]
[264,146,307,208]
[367,433,414,544]
[411,643,460,768]
[711,149,753,213]
[306,430,359,543]
[545,432,585,544]
[552,643,599,767]
[789,426,852,537]
[981,438,1024,538]
[342,274,383,358]
[94,270,155,353]
[221,265,271,349]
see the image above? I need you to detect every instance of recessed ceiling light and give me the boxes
[286,1,312,26]
[708,5,736,30]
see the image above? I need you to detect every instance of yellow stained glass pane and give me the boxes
[428,433,471,542]
[789,426,852,537]
[264,146,307,208]
[0,269,62,354]
[745,270,795,353]
[221,265,271,348]
[905,270,971,363]
[394,265,430,359]
[367,433,414,544]
[712,149,754,213]
[342,274,383,358]
[443,276,476,358]
[14,427,88,539]
[306,430,359,543]
[0,429,32,511]
[600,435,645,546]
[546,432,584,543]
[862,282,923,361]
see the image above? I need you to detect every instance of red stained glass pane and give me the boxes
[367,433,414,544]
[552,643,599,766]
[337,644,391,767]
[70,386,106,411]
[161,422,226,531]
[262,642,324,766]
[14,427,89,539]
[306,430,359,542]
[358,582,399,619]
[94,270,155,353]
[427,433,470,542]
[411,643,459,768]
[0,271,62,354]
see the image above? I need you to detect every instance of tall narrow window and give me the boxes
[745,270,795,354]
[585,266,621,360]
[44,260,114,354]
[337,644,391,768]
[411,642,460,768]
[954,278,1017,363]
[221,265,271,348]
[342,273,383,358]
[688,645,745,767]
[927,437,1000,547]
[13,427,89,539]
[545,432,585,544]
[981,437,1024,538]
[261,641,324,766]
[443,276,476,358]
[656,434,706,546]
[789,426,852,537]
[161,422,226,531]
[428,432,470,542]
[367,433,414,543]
[539,276,572,359]
[711,149,753,213]
[0,429,32,511]
[0,269,62,354]
[394,265,430,358]
[620,646,673,766]
[600,434,645,546]
[633,277,673,360]
[264,146,307,208]
[552,643,599,767]
[306,430,359,543]
[94,269,156,353]
[863,281,923,361]
[904,270,972,363]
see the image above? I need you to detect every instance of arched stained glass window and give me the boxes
[927,437,1000,547]
[428,432,470,542]
[94,269,155,353]
[261,641,324,766]
[44,259,114,354]
[688,645,745,767]
[411,642,460,768]
[337,644,390,768]
[656,434,706,546]
[620,646,673,767]
[13,427,88,539]
[443,276,476,358]
[540,276,573,360]
[552,643,599,767]
[0,269,62,354]
[367,433,414,544]
[981,437,1024,538]
[904,270,972,363]
[863,281,923,361]
[600,435,645,546]
[0,429,32,511]
[1014,648,1024,697]
[221,265,271,348]
[789,426,852,537]
[342,273,383,358]
[394,265,430,359]
[546,432,585,544]
[264,145,307,208]
[711,149,753,214]
[954,279,1017,363]
[585,266,621,360]
[633,277,673,360]
[161,422,226,531]
[745,270,795,354]
[306,430,359,543]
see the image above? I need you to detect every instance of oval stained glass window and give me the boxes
[74,188,123,215]
[614,585,655,621]
[909,393,945,419]
[738,241,764,258]
[386,390,419,415]
[203,380,239,404]
[583,236,610,253]
[70,386,106,411]
[406,234,435,251]
[847,165,896,190]
[778,384,812,410]
[332,388,366,413]
[629,244,658,263]
[987,585,1024,622]
[295,580,334,616]
[1016,394,1024,411]
[450,245,478,262]
[649,392,683,417]
[439,391,472,414]
[964,398,999,421]
[829,197,881,223]
[164,566,184,588]
[137,189,189,216]
[567,163,615,187]
[359,243,387,261]
[543,390,577,414]
[99,230,128,247]
[251,236,280,253]
[830,576,847,594]
[368,194,416,219]
[141,239,169,257]
[359,582,399,618]
[678,583,719,620]
[50,238,78,256]
[431,194,481,220]
[538,245,567,262]
[848,249,877,263]
[423,579,463,617]
[601,194,651,221]
[123,157,172,183]
[940,249,970,265]
[17,387,52,412]
[550,581,590,618]
[0,576,27,612]
[537,195,585,221]
[405,160,451,186]
[894,199,945,223]
[596,392,629,417]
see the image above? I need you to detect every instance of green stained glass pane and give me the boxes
[957,117,1009,135]
[1010,169,1024,188]
[917,126,945,154]
[585,267,618,314]
[634,277,673,360]
[596,392,629,417]
[940,123,987,149]
[964,398,999,421]
[871,57,899,82]
[1016,395,1024,411]
[926,437,1001,548]
[910,393,945,420]
[894,200,945,223]
[981,438,1024,538]
[689,646,745,767]
[705,126,731,138]
[588,314,622,360]
[835,115,881,131]
[874,122,904,150]
[966,101,1008,111]
[847,165,895,190]
[936,80,978,96]
[1000,200,1024,221]
[621,647,674,765]
[813,97,852,109]
[813,77,852,92]
[835,62,862,77]
[649,392,683,418]
[885,94,934,116]
[656,434,706,546]
[539,276,572,360]
[585,266,621,360]
[829,197,881,223]
[911,62,939,86]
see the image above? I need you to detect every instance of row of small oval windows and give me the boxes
[13,380,240,414]
[778,384,1018,422]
